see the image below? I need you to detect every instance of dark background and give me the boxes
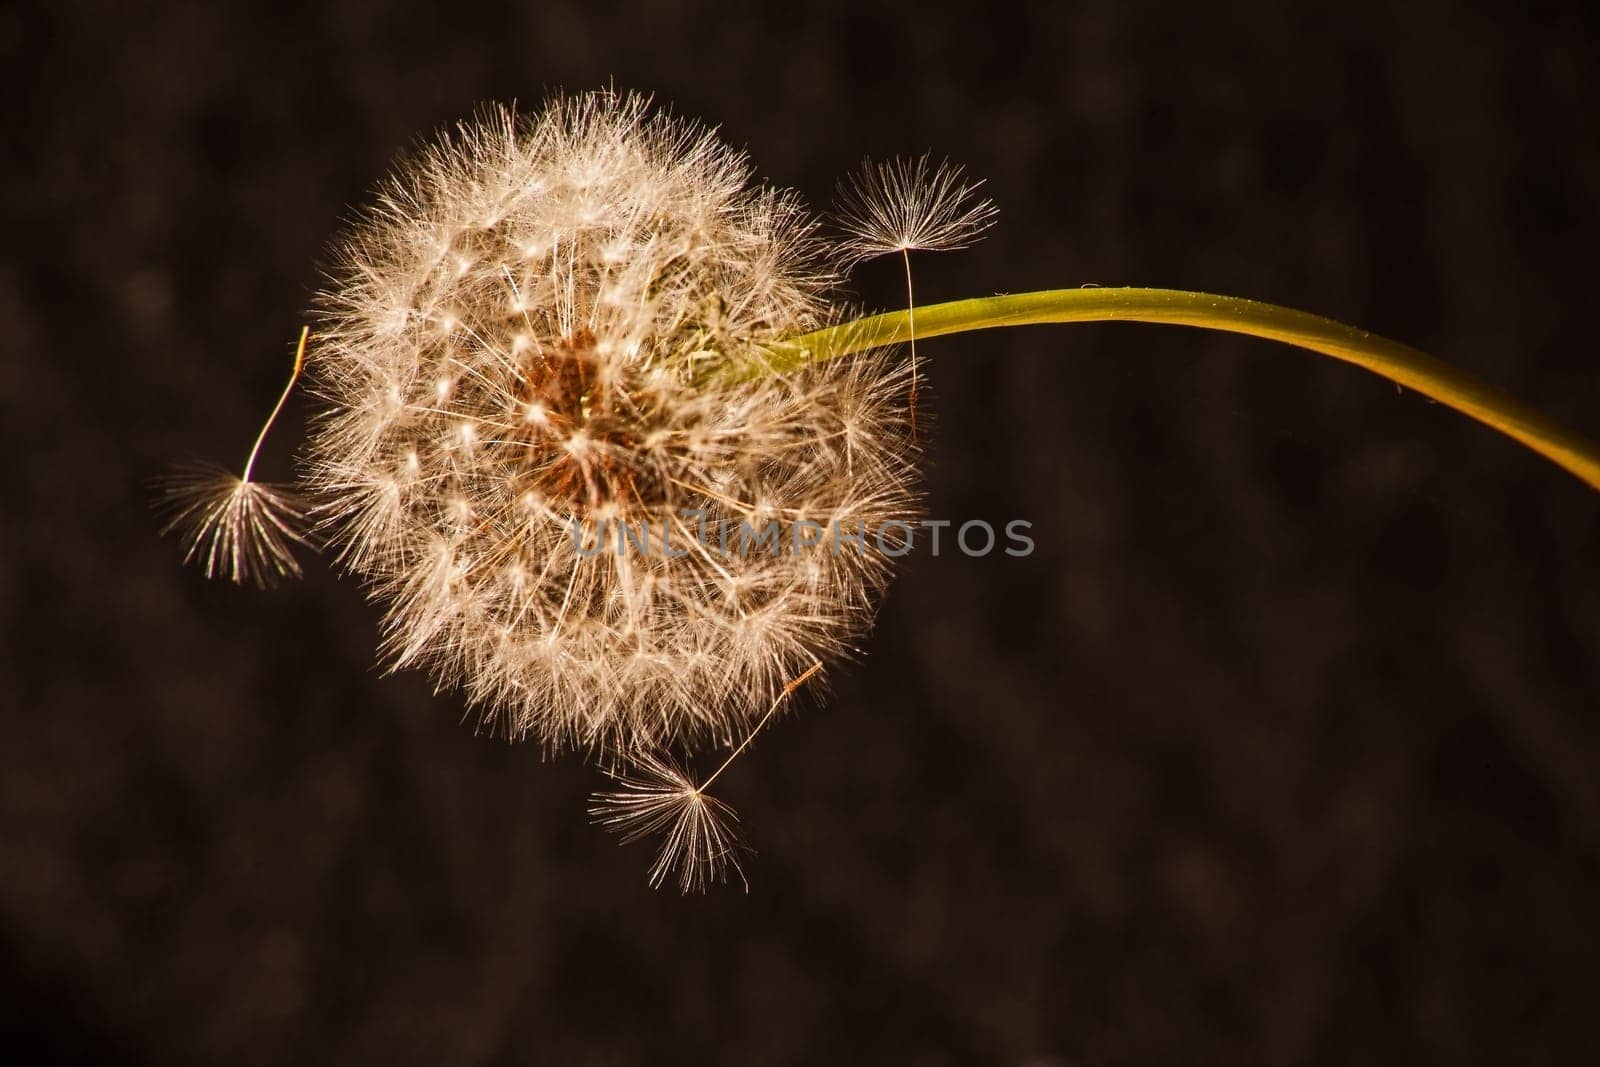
[5,1,1599,1063]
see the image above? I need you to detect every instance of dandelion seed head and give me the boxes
[304,90,920,754]
[832,154,998,268]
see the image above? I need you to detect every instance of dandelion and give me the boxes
[304,91,919,755]
[832,157,998,433]
[159,87,1600,891]
[156,327,313,586]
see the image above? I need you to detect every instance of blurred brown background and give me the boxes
[4,1,1599,1063]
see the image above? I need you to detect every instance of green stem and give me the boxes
[761,288,1600,492]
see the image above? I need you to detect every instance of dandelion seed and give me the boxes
[832,155,998,267]
[589,753,748,893]
[590,662,822,892]
[156,327,313,587]
[832,156,997,435]
[155,467,310,586]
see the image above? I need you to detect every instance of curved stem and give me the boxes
[761,288,1600,492]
